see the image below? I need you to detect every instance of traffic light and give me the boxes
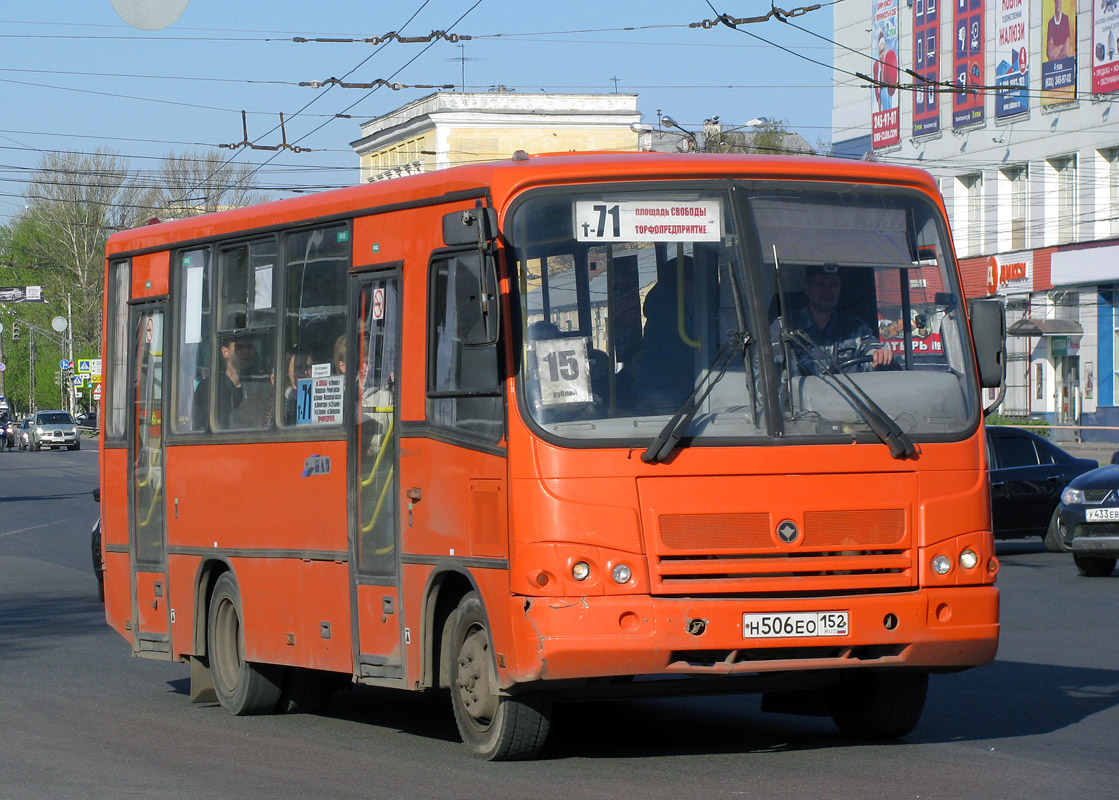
[11,321,18,341]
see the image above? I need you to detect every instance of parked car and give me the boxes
[986,425,1098,551]
[16,417,31,450]
[76,411,98,430]
[1055,460,1119,577]
[28,410,80,451]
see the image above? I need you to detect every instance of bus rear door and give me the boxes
[348,272,403,679]
[128,303,170,658]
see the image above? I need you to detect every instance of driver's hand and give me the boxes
[871,347,894,368]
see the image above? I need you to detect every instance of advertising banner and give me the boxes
[1042,0,1077,104]
[996,0,1030,117]
[872,0,901,149]
[953,0,986,128]
[913,0,941,135]
[1093,0,1119,94]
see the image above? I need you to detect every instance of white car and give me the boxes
[29,410,80,451]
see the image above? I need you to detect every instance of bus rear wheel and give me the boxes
[829,670,928,740]
[207,572,284,715]
[448,592,551,760]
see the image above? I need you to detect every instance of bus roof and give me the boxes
[105,151,942,257]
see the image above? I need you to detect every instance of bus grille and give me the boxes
[651,509,913,594]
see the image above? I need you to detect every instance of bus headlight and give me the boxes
[611,564,632,584]
[572,561,590,581]
[931,555,952,575]
[959,549,979,570]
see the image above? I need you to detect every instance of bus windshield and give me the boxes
[508,182,977,446]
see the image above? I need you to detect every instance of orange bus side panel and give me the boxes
[135,570,170,636]
[163,440,348,553]
[131,251,170,298]
[166,554,202,658]
[398,437,506,562]
[102,550,132,641]
[355,584,401,664]
[230,557,353,673]
[101,448,130,547]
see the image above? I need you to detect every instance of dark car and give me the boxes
[1055,461,1119,577]
[986,425,1098,551]
[0,415,15,451]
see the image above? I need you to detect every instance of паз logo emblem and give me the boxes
[777,519,799,544]
[302,455,331,477]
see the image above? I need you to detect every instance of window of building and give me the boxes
[960,173,983,256]
[1050,155,1077,244]
[1103,148,1119,238]
[1002,165,1028,251]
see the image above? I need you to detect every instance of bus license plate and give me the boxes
[1086,508,1119,521]
[742,611,849,639]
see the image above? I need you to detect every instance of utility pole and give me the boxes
[66,294,75,416]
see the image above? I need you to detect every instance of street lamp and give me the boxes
[659,115,698,152]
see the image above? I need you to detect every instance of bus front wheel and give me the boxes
[829,670,927,740]
[207,572,284,715]
[448,592,551,760]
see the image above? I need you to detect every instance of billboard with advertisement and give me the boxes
[996,0,1030,117]
[1093,0,1119,94]
[986,252,1035,296]
[913,0,941,135]
[872,0,901,149]
[953,0,986,128]
[1042,0,1077,104]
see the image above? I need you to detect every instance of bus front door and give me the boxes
[349,274,403,679]
[128,304,170,659]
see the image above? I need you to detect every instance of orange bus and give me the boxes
[100,152,1005,760]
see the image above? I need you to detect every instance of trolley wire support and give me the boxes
[219,111,312,154]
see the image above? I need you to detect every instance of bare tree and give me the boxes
[155,150,271,219]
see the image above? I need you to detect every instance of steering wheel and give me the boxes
[837,354,874,372]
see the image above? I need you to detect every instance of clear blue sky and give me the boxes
[0,0,837,221]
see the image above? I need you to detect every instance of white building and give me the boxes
[833,0,1119,440]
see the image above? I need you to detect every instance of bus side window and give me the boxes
[427,253,502,439]
[280,226,350,428]
[174,247,212,434]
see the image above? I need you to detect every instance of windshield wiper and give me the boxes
[642,330,751,464]
[783,328,918,460]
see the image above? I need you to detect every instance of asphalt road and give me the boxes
[1,446,1117,799]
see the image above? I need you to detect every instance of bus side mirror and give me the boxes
[968,298,1006,389]
[443,206,498,246]
[455,251,499,347]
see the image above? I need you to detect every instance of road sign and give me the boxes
[78,359,91,373]
[59,359,72,370]
[72,375,85,387]
[93,384,103,401]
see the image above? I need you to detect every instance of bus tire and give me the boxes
[1074,554,1117,577]
[829,670,927,740]
[207,572,284,715]
[448,592,550,760]
[1043,508,1070,552]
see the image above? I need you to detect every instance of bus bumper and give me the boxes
[508,586,998,685]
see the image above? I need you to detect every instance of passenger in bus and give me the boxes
[630,259,698,412]
[192,333,258,430]
[783,264,893,375]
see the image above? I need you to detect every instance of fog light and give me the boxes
[932,555,952,575]
[572,561,590,581]
[959,549,979,570]
[612,564,631,584]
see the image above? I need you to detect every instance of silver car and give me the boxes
[29,410,80,451]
